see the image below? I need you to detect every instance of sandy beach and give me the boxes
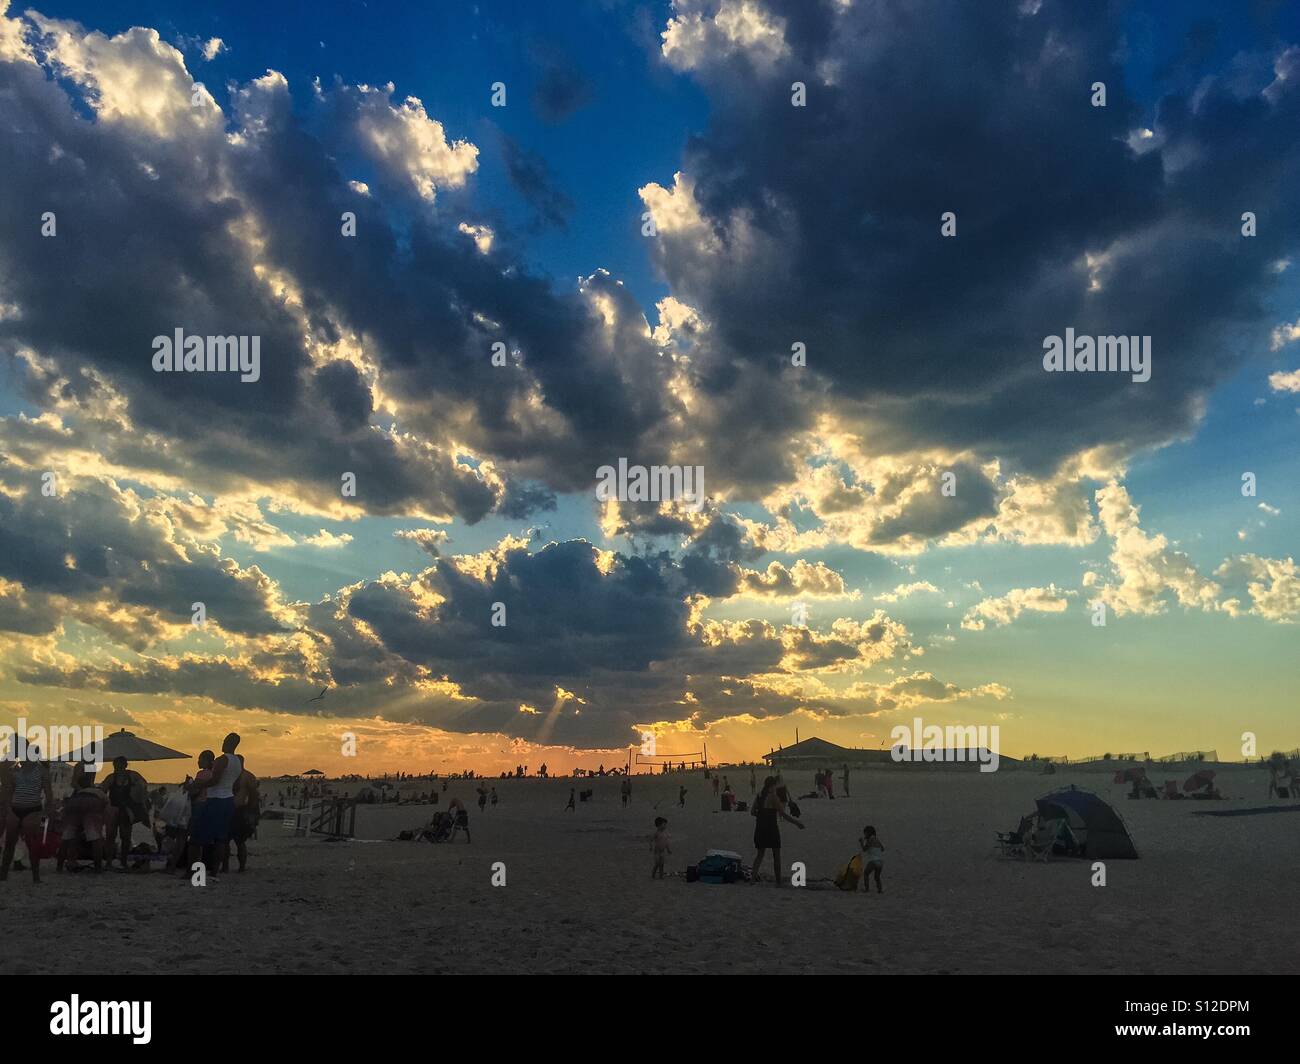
[2,765,1293,975]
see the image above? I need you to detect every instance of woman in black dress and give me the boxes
[750,775,804,885]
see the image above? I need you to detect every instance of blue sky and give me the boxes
[1,0,1297,775]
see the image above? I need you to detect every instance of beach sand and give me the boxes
[1,766,1293,974]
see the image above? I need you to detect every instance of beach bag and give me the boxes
[834,854,862,891]
[18,817,61,860]
[696,852,741,884]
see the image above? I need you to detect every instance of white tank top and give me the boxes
[207,753,243,799]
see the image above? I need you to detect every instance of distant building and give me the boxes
[762,737,893,771]
[762,735,1019,771]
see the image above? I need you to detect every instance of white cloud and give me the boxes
[344,83,478,202]
[28,14,221,135]
[457,222,495,254]
[1268,368,1300,393]
[961,585,1073,631]
[875,581,940,603]
[661,0,789,72]
[1216,555,1300,623]
[1089,482,1222,617]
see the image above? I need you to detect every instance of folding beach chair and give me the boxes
[995,831,1027,860]
[1025,819,1058,862]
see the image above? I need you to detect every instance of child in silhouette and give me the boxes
[860,825,884,893]
[651,817,671,878]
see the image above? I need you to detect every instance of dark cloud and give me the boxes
[0,21,673,522]
[529,43,593,123]
[648,0,1300,477]
[0,462,287,643]
[498,132,575,228]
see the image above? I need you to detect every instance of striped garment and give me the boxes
[11,762,44,807]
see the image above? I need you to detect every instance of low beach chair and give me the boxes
[995,831,1026,860]
[1025,820,1058,862]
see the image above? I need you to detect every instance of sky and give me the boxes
[0,0,1298,780]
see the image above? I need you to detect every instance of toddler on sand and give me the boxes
[860,825,884,894]
[651,817,671,878]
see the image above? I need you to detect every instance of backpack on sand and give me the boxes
[834,853,863,891]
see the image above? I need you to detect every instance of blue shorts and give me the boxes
[193,797,235,845]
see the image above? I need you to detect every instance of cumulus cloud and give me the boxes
[828,671,1012,716]
[1269,368,1300,393]
[874,582,940,604]
[645,0,1300,488]
[961,585,1074,631]
[1216,554,1300,623]
[1088,483,1223,617]
[0,13,679,525]
[0,464,294,646]
[333,82,478,202]
[394,528,451,557]
[2,1,1296,754]
[735,559,854,599]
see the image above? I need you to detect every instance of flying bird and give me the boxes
[306,688,328,704]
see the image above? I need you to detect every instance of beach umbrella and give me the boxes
[68,728,189,764]
[302,769,325,777]
[1183,769,1216,793]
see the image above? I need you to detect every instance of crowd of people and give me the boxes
[0,732,258,883]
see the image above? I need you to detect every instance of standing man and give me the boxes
[196,733,243,872]
[101,756,149,869]
[842,763,851,799]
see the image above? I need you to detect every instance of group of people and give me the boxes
[652,774,885,890]
[0,732,258,883]
[812,766,850,799]
[475,783,499,811]
[166,733,259,877]
[750,776,883,890]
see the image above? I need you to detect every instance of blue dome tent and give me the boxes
[1035,786,1139,859]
